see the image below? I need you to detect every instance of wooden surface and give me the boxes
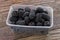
[0,0,60,40]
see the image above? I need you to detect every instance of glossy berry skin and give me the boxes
[18,17,24,20]
[36,13,43,18]
[35,13,45,23]
[42,13,50,21]
[24,16,30,25]
[16,20,25,25]
[35,17,39,22]
[36,22,42,26]
[18,8,24,17]
[29,10,35,20]
[23,12,29,18]
[25,7,31,12]
[44,21,50,26]
[10,16,18,22]
[40,19,45,23]
[28,22,35,26]
[35,17,45,23]
[43,11,48,14]
[35,7,44,13]
[18,8,24,11]
[12,11,18,16]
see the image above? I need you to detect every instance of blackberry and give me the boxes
[19,17,23,20]
[25,7,31,12]
[10,16,18,22]
[12,11,18,16]
[23,12,29,18]
[35,17,39,22]
[43,11,48,14]
[35,17,45,23]
[16,20,25,25]
[28,22,35,26]
[44,21,50,26]
[36,13,43,18]
[29,10,35,20]
[35,13,42,22]
[24,16,30,25]
[35,7,44,13]
[36,22,42,26]
[40,18,45,23]
[18,8,24,11]
[42,13,50,21]
[18,8,24,17]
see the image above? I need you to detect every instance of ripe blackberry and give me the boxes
[44,21,50,26]
[10,16,18,22]
[18,17,23,20]
[29,10,35,20]
[24,16,30,25]
[35,17,45,23]
[18,8,24,11]
[23,12,29,18]
[35,17,39,22]
[42,13,50,21]
[16,20,25,25]
[28,22,35,26]
[18,8,24,17]
[35,7,44,13]
[40,18,45,23]
[12,11,18,16]
[43,11,48,14]
[36,22,42,26]
[36,13,43,18]
[25,7,31,12]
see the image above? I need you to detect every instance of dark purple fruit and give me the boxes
[44,21,50,26]
[18,8,24,17]
[12,11,18,16]
[23,12,29,18]
[36,13,43,18]
[41,18,45,22]
[35,17,45,23]
[24,16,30,25]
[35,7,44,13]
[28,22,35,26]
[42,13,50,21]
[29,10,35,20]
[35,13,45,23]
[18,17,23,20]
[25,7,31,12]
[36,22,42,26]
[18,8,24,11]
[43,11,48,14]
[16,20,25,25]
[10,16,18,22]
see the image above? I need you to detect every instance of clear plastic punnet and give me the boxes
[6,4,53,34]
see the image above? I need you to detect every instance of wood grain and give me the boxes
[0,0,60,40]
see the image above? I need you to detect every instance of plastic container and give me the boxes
[6,4,53,34]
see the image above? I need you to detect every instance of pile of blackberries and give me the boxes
[9,7,50,26]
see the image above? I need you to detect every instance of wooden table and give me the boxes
[0,0,60,40]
